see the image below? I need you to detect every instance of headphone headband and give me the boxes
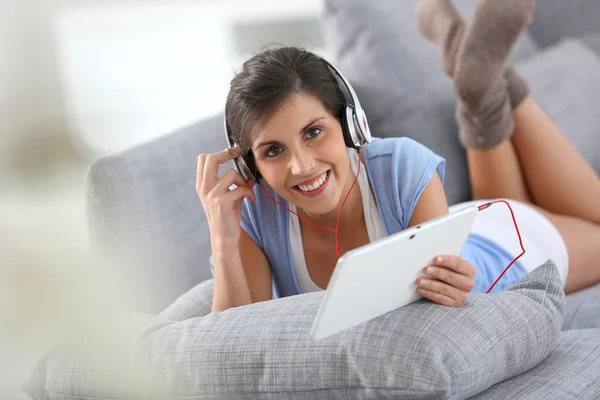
[322,59,363,115]
[224,52,371,182]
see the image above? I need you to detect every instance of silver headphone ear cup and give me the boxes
[233,156,254,183]
[345,105,362,149]
[356,108,372,143]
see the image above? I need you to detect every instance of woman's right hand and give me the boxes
[196,148,257,247]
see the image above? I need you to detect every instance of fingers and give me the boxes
[416,255,475,307]
[422,265,475,292]
[197,148,241,196]
[225,185,257,203]
[196,154,206,195]
[432,255,476,277]
[418,285,468,308]
[204,148,239,190]
[214,168,249,193]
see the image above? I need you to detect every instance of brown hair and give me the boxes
[225,46,346,156]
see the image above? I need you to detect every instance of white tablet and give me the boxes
[310,205,478,340]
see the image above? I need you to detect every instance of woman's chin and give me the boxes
[293,191,339,218]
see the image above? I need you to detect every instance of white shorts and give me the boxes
[449,199,569,287]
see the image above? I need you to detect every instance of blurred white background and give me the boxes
[0,0,324,398]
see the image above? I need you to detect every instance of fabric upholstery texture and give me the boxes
[527,0,600,48]
[470,328,600,399]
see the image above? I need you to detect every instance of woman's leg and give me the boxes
[466,114,600,294]
[467,139,600,294]
[466,140,531,203]
[510,97,600,224]
[467,96,600,225]
[535,207,600,294]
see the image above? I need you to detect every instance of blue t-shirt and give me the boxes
[240,137,527,298]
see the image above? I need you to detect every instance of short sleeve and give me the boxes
[364,137,446,230]
[394,138,446,228]
[240,189,263,248]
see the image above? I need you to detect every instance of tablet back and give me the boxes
[311,206,478,340]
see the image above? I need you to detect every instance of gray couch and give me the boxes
[24,0,600,399]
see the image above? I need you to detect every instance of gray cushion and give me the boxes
[320,0,539,205]
[528,0,600,48]
[23,261,564,399]
[563,282,600,331]
[87,115,226,314]
[577,32,600,57]
[158,278,214,321]
[469,328,600,399]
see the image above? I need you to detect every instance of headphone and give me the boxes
[224,56,372,183]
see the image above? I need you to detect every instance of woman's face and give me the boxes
[251,92,352,217]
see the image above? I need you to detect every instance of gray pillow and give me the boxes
[158,278,214,321]
[23,261,564,399]
[320,0,539,205]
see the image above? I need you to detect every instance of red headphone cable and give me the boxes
[477,200,526,293]
[258,151,363,259]
[258,159,525,294]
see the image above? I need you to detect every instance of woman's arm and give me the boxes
[196,147,273,313]
[408,170,449,227]
[211,230,272,312]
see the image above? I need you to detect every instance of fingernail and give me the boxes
[425,267,431,274]
[436,256,444,264]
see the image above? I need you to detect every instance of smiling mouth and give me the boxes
[294,170,330,193]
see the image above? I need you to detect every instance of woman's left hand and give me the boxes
[415,255,476,307]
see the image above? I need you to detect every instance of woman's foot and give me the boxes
[415,0,536,149]
[415,0,466,77]
[454,0,536,110]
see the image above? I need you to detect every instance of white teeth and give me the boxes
[298,172,327,192]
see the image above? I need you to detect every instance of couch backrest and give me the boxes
[528,0,600,48]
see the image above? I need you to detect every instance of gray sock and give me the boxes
[454,0,536,111]
[415,0,466,77]
[416,0,535,148]
[504,65,530,110]
[455,78,514,149]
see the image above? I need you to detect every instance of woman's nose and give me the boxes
[289,152,315,176]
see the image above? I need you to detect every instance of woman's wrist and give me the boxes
[211,241,241,267]
[210,236,239,256]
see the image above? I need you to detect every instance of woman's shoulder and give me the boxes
[363,136,441,165]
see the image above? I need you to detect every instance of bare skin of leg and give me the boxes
[466,96,600,294]
[511,98,600,224]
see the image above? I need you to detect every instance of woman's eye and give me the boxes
[305,127,322,139]
[265,146,283,158]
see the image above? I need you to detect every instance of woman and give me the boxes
[197,0,600,312]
